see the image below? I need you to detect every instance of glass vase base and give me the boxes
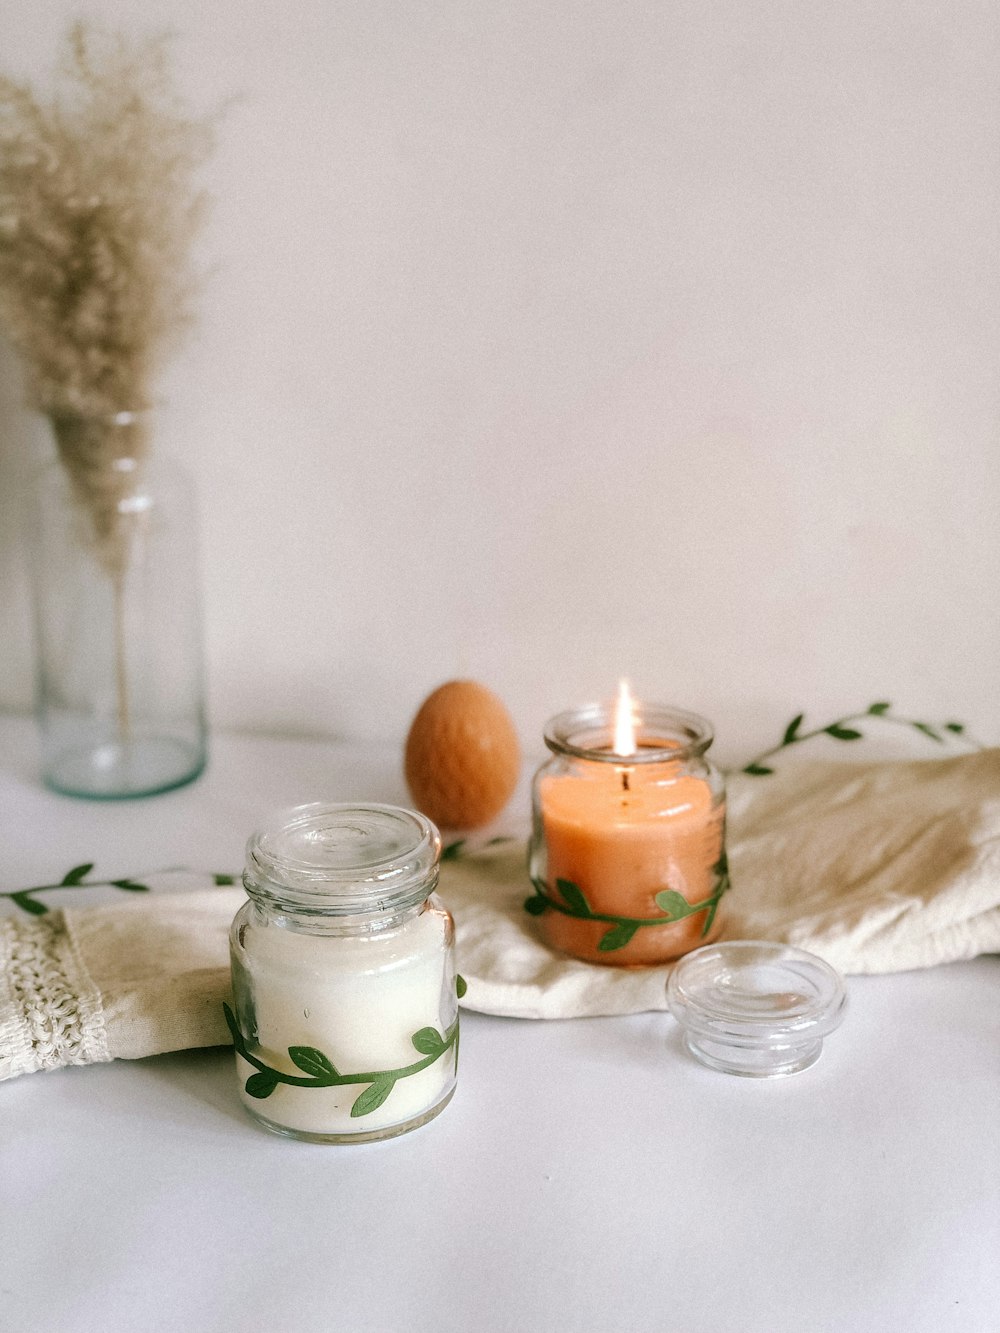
[43,735,205,800]
[240,1085,456,1145]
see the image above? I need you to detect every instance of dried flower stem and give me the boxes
[0,23,212,420]
[0,23,211,548]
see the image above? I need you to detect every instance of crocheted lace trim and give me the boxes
[0,913,108,1080]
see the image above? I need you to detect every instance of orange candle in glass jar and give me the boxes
[527,684,727,966]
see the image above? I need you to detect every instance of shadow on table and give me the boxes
[139,1044,252,1129]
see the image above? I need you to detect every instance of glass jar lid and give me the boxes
[666,940,847,1077]
[244,802,441,915]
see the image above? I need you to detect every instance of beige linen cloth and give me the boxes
[3,750,1000,1079]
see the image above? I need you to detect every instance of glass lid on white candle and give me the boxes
[244,802,441,914]
[666,941,847,1077]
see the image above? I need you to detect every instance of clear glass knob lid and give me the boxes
[244,802,441,913]
[667,940,847,1077]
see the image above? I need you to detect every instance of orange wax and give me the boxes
[538,761,725,966]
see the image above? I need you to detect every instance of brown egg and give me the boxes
[404,680,521,830]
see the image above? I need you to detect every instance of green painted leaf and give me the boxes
[352,1078,395,1117]
[441,840,466,862]
[743,763,774,776]
[61,863,94,886]
[288,1046,337,1079]
[110,879,149,892]
[11,892,47,915]
[826,725,863,741]
[868,701,891,715]
[213,873,237,885]
[944,722,965,734]
[456,974,468,999]
[654,889,693,920]
[912,721,943,742]
[598,921,639,952]
[524,895,547,916]
[411,1027,445,1056]
[245,1071,279,1099]
[782,713,805,745]
[555,878,590,915]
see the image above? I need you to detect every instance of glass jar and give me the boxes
[28,410,206,798]
[527,701,728,966]
[227,802,460,1144]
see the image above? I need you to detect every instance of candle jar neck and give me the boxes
[543,701,716,766]
[242,895,433,936]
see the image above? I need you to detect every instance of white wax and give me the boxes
[233,899,456,1136]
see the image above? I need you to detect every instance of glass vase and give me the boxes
[28,410,207,798]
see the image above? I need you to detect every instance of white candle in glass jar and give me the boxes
[227,803,459,1144]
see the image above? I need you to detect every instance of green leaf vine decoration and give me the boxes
[524,856,730,952]
[0,865,238,915]
[740,702,976,776]
[223,975,466,1119]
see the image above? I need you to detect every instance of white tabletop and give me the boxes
[2,718,998,1333]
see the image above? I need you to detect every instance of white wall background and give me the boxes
[1,0,998,766]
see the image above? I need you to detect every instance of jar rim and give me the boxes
[244,801,441,914]
[543,701,714,764]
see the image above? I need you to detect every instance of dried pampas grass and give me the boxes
[0,22,212,570]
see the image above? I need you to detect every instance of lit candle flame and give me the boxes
[613,679,637,757]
